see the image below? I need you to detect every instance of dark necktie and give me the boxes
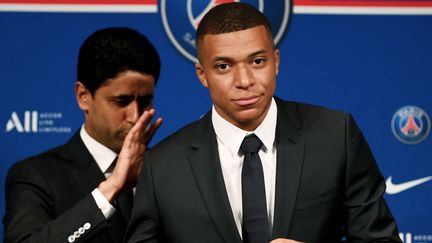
[106,157,133,242]
[241,134,270,243]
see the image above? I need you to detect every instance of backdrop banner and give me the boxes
[1,1,431,242]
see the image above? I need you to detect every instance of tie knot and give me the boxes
[240,134,263,154]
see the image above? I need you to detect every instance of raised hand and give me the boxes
[99,109,162,202]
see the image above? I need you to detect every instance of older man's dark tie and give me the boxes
[106,157,133,242]
[241,134,269,243]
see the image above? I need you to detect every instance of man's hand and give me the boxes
[99,109,162,202]
[270,239,304,243]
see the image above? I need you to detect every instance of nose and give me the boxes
[234,64,254,89]
[126,101,140,124]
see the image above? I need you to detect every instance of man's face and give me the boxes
[195,25,280,131]
[76,70,155,153]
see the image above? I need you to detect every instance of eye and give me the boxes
[138,96,153,109]
[114,99,131,107]
[111,96,133,107]
[217,63,229,70]
[252,58,266,66]
[214,62,232,73]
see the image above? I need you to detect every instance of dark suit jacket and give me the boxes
[3,132,131,243]
[126,98,401,243]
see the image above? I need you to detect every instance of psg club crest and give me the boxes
[160,0,291,63]
[391,106,431,144]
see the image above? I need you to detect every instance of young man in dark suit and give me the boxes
[126,3,401,243]
[3,27,162,243]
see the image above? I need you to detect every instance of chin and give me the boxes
[112,137,125,153]
[112,144,122,154]
[234,117,261,130]
[237,108,268,126]
[237,108,262,119]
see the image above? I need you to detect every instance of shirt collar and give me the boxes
[212,98,277,155]
[80,125,117,173]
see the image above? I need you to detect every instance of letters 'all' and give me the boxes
[6,111,38,133]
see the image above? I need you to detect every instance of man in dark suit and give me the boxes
[125,3,401,243]
[3,27,162,243]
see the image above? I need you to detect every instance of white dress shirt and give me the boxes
[80,126,117,219]
[212,98,278,237]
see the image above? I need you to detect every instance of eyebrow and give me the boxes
[248,49,268,58]
[111,94,154,99]
[138,94,154,100]
[211,49,269,63]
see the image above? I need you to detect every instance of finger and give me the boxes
[129,109,155,137]
[144,117,163,145]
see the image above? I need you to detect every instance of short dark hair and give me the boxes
[77,27,161,95]
[196,3,273,59]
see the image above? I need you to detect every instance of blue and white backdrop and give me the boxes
[1,1,431,242]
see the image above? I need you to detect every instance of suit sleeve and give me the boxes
[125,152,164,243]
[3,161,109,243]
[343,114,402,242]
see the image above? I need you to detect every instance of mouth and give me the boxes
[233,96,260,106]
[119,128,131,139]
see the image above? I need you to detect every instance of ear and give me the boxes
[274,48,280,76]
[75,81,91,111]
[195,62,208,88]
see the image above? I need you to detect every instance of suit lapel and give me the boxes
[65,132,107,194]
[272,99,306,238]
[64,132,124,243]
[188,112,243,243]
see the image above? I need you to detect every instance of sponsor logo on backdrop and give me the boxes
[160,0,291,63]
[0,0,158,13]
[400,232,432,243]
[5,110,72,133]
[391,106,430,144]
[293,0,432,15]
[386,175,432,195]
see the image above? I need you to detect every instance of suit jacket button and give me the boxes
[84,222,91,230]
[78,227,85,234]
[68,235,75,243]
[74,231,80,238]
